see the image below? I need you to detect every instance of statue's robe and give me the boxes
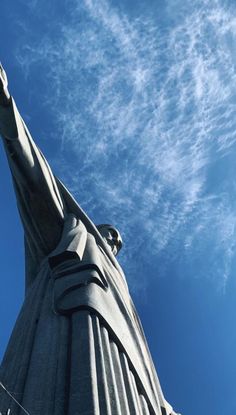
[0,99,177,415]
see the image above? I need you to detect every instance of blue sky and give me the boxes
[1,0,236,413]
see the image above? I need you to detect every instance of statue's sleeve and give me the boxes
[0,98,66,287]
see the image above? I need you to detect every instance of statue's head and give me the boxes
[97,224,123,256]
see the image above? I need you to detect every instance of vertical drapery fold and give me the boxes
[0,271,156,414]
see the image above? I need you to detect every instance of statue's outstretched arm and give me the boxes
[0,64,65,261]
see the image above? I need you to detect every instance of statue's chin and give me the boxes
[103,238,117,256]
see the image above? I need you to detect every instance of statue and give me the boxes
[0,64,179,415]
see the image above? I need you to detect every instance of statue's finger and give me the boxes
[0,63,6,77]
[0,65,7,84]
[0,65,5,79]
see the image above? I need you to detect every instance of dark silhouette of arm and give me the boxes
[0,64,66,284]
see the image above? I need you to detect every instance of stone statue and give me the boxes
[0,64,179,415]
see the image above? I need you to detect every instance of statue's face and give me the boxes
[98,225,122,256]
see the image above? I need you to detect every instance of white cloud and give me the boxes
[16,0,236,289]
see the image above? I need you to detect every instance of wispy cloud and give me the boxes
[16,0,236,289]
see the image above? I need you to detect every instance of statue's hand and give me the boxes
[0,63,10,105]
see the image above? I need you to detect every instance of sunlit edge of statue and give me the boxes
[0,63,180,415]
